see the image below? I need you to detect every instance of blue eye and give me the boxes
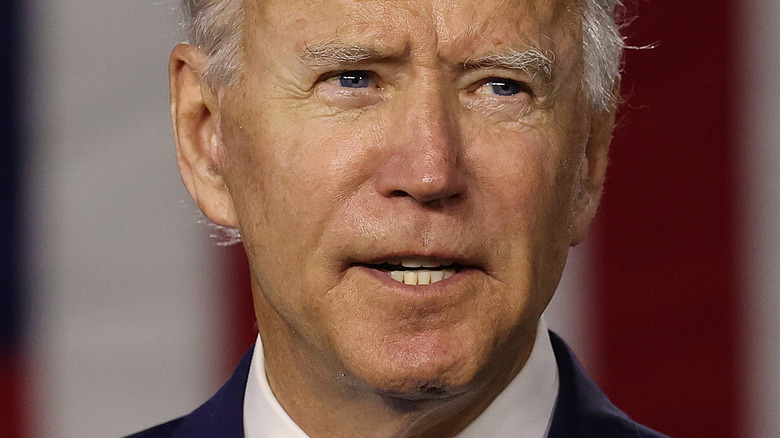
[339,71,371,88]
[487,79,525,96]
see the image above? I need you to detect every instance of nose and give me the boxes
[375,85,466,206]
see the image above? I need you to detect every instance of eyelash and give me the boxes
[323,70,378,89]
[476,77,534,98]
[323,71,530,94]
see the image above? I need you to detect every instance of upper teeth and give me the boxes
[383,259,455,285]
[388,258,452,268]
[389,269,455,285]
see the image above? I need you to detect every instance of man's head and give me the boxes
[169,0,621,431]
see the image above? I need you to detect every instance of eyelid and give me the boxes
[474,77,535,98]
[321,70,379,88]
[314,69,386,110]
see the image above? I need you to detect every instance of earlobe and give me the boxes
[569,106,615,246]
[169,43,239,228]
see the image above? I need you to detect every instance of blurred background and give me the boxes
[1,0,778,436]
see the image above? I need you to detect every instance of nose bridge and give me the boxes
[379,74,464,204]
[405,81,456,153]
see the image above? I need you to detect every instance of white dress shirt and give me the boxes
[244,318,559,437]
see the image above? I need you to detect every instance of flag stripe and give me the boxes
[595,1,740,436]
[739,0,780,436]
[1,0,26,436]
[226,245,259,370]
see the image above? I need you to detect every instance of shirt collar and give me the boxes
[456,317,559,438]
[243,334,309,438]
[244,318,559,437]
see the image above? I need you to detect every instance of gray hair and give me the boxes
[181,0,625,111]
[180,0,245,88]
[581,0,624,110]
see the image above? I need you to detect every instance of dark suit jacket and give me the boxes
[127,332,669,437]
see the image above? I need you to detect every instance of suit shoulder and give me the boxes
[588,412,670,438]
[123,345,255,438]
[548,331,670,438]
[123,417,185,438]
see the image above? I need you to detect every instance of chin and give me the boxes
[337,327,491,403]
[369,368,477,405]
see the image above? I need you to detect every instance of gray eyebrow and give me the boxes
[299,42,554,84]
[465,48,555,82]
[299,42,388,66]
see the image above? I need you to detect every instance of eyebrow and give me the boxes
[464,48,555,82]
[299,42,555,83]
[299,42,392,67]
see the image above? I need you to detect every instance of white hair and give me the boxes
[180,0,245,88]
[581,0,625,111]
[181,0,625,110]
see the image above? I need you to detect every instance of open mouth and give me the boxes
[366,259,463,285]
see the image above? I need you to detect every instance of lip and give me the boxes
[352,261,481,300]
[357,253,476,267]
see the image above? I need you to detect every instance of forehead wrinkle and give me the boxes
[291,2,420,67]
[433,0,578,53]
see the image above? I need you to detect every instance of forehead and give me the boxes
[245,0,581,63]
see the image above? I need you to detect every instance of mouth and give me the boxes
[360,258,466,286]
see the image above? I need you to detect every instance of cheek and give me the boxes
[222,118,358,219]
[468,124,580,289]
[471,126,572,226]
[217,113,385,278]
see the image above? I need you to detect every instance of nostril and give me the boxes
[374,143,466,205]
[421,193,463,209]
[387,189,463,207]
[389,189,410,198]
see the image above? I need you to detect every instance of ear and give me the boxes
[169,43,239,228]
[569,105,616,246]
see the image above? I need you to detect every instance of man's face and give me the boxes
[195,0,609,398]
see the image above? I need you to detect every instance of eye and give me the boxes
[338,71,372,88]
[316,70,384,109]
[478,78,530,97]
